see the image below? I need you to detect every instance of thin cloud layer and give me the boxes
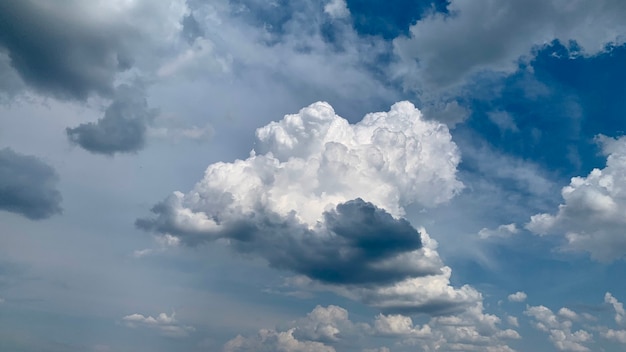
[137,101,475,313]
[527,135,626,261]
[0,148,62,220]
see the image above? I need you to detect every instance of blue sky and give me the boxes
[1,0,626,351]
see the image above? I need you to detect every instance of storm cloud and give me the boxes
[0,148,62,220]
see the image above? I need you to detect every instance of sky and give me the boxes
[1,0,626,351]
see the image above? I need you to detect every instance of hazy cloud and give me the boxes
[0,148,62,220]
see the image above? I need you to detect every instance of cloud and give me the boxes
[66,84,157,155]
[526,135,626,261]
[525,305,592,351]
[602,329,626,344]
[0,148,62,220]
[392,0,626,94]
[137,101,478,314]
[121,312,194,338]
[479,224,520,240]
[226,303,518,352]
[0,0,189,100]
[605,292,625,326]
[324,0,350,19]
[507,291,527,303]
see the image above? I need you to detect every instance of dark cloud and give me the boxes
[0,148,62,220]
[0,0,134,100]
[137,198,438,285]
[66,85,156,155]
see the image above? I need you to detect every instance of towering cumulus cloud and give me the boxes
[138,101,476,313]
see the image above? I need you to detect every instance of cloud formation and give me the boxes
[393,0,626,94]
[0,148,62,220]
[137,101,476,313]
[225,302,519,352]
[525,305,592,352]
[122,312,194,338]
[66,85,157,155]
[526,135,626,261]
[0,0,189,100]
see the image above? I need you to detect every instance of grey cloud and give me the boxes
[181,13,204,43]
[137,198,436,286]
[66,85,157,155]
[0,0,134,100]
[0,148,62,220]
[393,0,626,94]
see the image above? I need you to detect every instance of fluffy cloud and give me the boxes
[393,0,626,93]
[479,224,520,240]
[0,148,62,220]
[137,101,477,313]
[526,135,626,261]
[507,292,527,303]
[121,312,194,338]
[226,303,518,352]
[370,302,520,351]
[66,84,157,155]
[525,305,592,351]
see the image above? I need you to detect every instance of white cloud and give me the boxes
[226,303,517,352]
[508,291,527,302]
[138,101,473,314]
[558,308,579,321]
[605,292,625,326]
[392,0,626,95]
[122,311,194,338]
[525,305,592,351]
[324,0,350,19]
[479,224,519,240]
[224,328,336,352]
[527,136,626,261]
[371,302,518,351]
[507,316,519,328]
[602,329,626,344]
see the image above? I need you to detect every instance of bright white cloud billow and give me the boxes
[137,101,477,314]
[527,135,626,261]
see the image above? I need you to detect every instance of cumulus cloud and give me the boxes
[66,84,157,155]
[224,329,336,352]
[479,224,520,240]
[226,303,518,352]
[525,305,592,351]
[526,135,626,261]
[122,312,194,338]
[137,101,476,313]
[393,0,626,93]
[507,291,527,303]
[0,148,62,220]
